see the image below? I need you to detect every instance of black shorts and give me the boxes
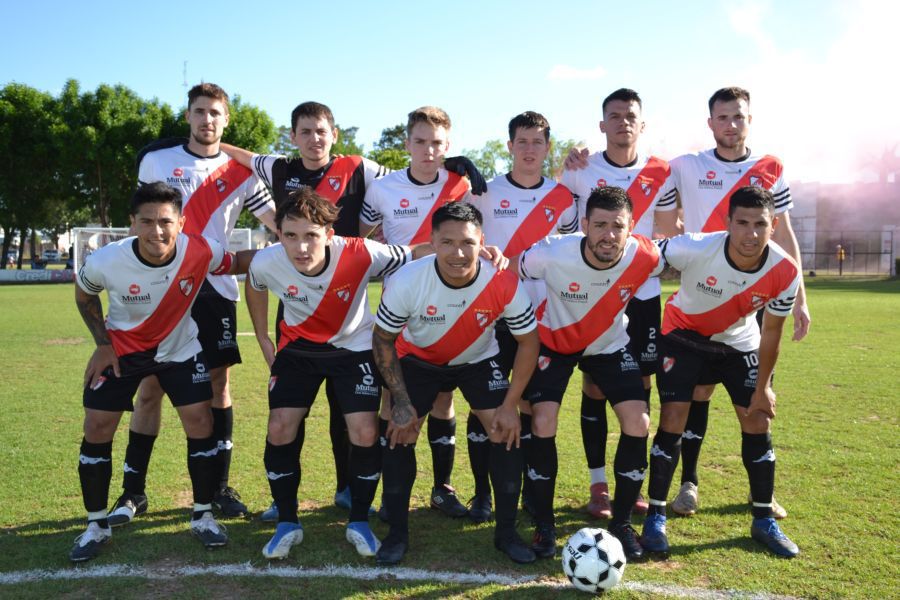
[192,280,241,369]
[268,349,381,414]
[626,295,661,376]
[656,334,759,408]
[398,355,510,418]
[83,353,213,412]
[525,345,645,406]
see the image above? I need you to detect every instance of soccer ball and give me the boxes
[562,527,627,593]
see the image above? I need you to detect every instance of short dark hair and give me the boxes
[584,186,633,219]
[131,182,182,215]
[708,86,750,114]
[275,187,341,230]
[602,88,642,115]
[431,202,482,231]
[290,101,335,132]
[728,186,774,217]
[508,111,550,142]
[187,83,229,112]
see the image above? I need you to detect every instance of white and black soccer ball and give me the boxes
[562,527,627,594]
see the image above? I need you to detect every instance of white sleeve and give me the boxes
[656,232,699,272]
[374,276,411,333]
[361,182,384,226]
[205,237,232,275]
[771,162,792,214]
[502,281,537,334]
[518,237,552,281]
[77,254,106,295]
[249,154,282,190]
[137,156,156,186]
[243,173,276,218]
[364,238,412,279]
[556,189,579,234]
[247,255,268,292]
[766,269,800,317]
[655,173,678,212]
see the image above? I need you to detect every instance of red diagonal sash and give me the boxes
[108,235,212,356]
[504,185,574,257]
[537,236,660,354]
[625,156,670,225]
[316,156,364,204]
[183,160,253,235]
[396,268,519,364]
[278,238,373,350]
[701,155,782,232]
[408,172,469,245]
[662,256,798,336]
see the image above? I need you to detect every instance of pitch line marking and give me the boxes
[0,563,801,598]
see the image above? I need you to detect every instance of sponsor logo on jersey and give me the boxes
[268,376,277,391]
[129,283,141,295]
[569,282,580,292]
[537,355,551,371]
[427,305,437,315]
[355,381,380,396]
[215,178,227,194]
[543,206,556,222]
[596,178,607,187]
[328,176,341,191]
[400,198,410,208]
[698,171,723,189]
[282,284,308,303]
[287,285,298,296]
[179,276,194,297]
[590,277,612,288]
[662,356,675,373]
[493,200,518,218]
[696,276,722,297]
[121,291,152,304]
[560,281,588,302]
[500,199,510,208]
[335,285,351,302]
[474,309,492,329]
[706,170,716,179]
[393,198,418,217]
[419,308,446,324]
[447,299,467,308]
[284,177,304,191]
[728,278,748,289]
[173,168,184,177]
[151,274,170,286]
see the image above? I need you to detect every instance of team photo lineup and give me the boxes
[70,80,810,579]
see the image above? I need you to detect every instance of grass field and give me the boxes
[0,277,897,598]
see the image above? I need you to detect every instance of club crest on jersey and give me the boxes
[543,206,556,222]
[750,293,767,308]
[749,175,763,188]
[216,178,227,194]
[619,286,633,303]
[537,355,551,371]
[662,356,675,373]
[474,309,493,329]
[639,176,655,197]
[335,285,351,302]
[268,376,278,392]
[328,176,341,191]
[179,276,194,297]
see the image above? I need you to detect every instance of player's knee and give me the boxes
[531,407,559,437]
[619,409,650,437]
[430,392,454,418]
[658,402,690,433]
[347,421,377,446]
[692,384,715,402]
[180,405,213,438]
[210,367,231,409]
[267,414,300,445]
[740,411,770,434]
[83,414,118,443]
[581,377,604,399]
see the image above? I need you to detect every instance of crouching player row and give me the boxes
[72,182,256,561]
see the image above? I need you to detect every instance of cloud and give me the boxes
[546,65,607,81]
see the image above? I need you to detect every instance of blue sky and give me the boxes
[2,0,896,183]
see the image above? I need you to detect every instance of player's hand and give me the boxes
[444,156,487,195]
[564,147,590,171]
[259,337,276,368]
[480,245,509,271]
[386,398,419,449]
[746,386,776,419]
[84,344,120,389]
[491,404,521,450]
[792,302,811,341]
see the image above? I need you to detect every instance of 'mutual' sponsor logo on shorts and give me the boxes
[419,306,446,324]
[620,351,639,371]
[282,284,309,303]
[488,366,509,391]
[193,361,210,384]
[696,275,722,297]
[698,170,723,189]
[560,281,588,302]
[355,381,380,396]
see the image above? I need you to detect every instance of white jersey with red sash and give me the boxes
[519,234,663,356]
[561,152,675,300]
[471,174,578,257]
[77,233,231,368]
[361,168,471,245]
[138,144,274,300]
[376,257,536,366]
[248,236,411,353]
[658,232,800,352]
[670,149,792,234]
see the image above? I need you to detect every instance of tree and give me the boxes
[545,136,582,179]
[333,125,364,156]
[464,139,510,180]
[367,123,408,170]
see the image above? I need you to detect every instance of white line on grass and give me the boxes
[0,563,801,598]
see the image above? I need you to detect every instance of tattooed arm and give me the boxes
[372,324,419,447]
[75,286,120,387]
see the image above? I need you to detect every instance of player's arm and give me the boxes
[75,285,119,387]
[771,213,810,341]
[443,156,487,195]
[746,311,787,420]
[218,142,254,169]
[564,146,590,171]
[255,210,277,232]
[494,327,539,449]
[359,221,379,238]
[372,324,417,447]
[654,208,683,238]
[244,274,275,368]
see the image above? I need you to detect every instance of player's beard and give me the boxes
[586,238,623,266]
[191,130,221,149]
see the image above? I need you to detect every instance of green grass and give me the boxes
[0,278,898,598]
